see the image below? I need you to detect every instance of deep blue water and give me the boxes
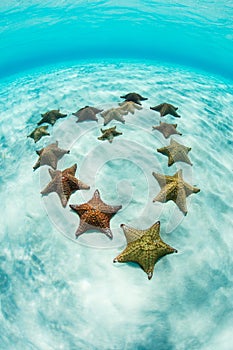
[0,2,233,350]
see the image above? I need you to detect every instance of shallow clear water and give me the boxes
[1,0,233,349]
[0,60,233,349]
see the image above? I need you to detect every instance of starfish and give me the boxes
[72,106,103,122]
[98,126,122,143]
[33,141,70,171]
[113,221,177,280]
[70,189,122,239]
[27,126,50,143]
[37,109,67,126]
[152,122,182,139]
[120,92,148,105]
[157,138,192,166]
[41,164,90,207]
[100,107,128,126]
[118,101,142,114]
[152,169,200,215]
[150,103,181,118]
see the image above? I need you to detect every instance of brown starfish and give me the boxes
[41,164,90,207]
[120,92,148,105]
[33,141,70,171]
[118,101,142,114]
[100,107,128,126]
[152,122,182,139]
[37,109,67,126]
[72,106,103,122]
[113,221,177,280]
[157,138,192,166]
[152,169,200,215]
[27,126,50,143]
[98,126,122,143]
[150,103,181,118]
[70,189,122,239]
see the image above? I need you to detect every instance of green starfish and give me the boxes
[118,101,142,114]
[27,126,50,143]
[152,169,200,215]
[41,164,90,207]
[157,138,192,166]
[150,103,181,118]
[33,141,70,171]
[101,107,128,126]
[37,109,67,126]
[152,122,182,139]
[113,221,177,280]
[98,126,122,143]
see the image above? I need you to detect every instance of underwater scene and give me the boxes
[0,2,233,350]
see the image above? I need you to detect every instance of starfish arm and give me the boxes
[153,188,169,203]
[33,158,41,170]
[148,221,161,240]
[41,178,57,195]
[173,187,188,215]
[113,242,142,263]
[88,190,121,213]
[48,168,58,179]
[167,154,175,167]
[150,104,163,111]
[91,107,103,114]
[157,146,170,156]
[75,220,91,238]
[120,224,145,244]
[184,182,200,197]
[152,172,174,187]
[63,164,77,176]
[100,227,113,239]
[42,152,57,169]
[53,147,70,158]
[69,176,90,190]
[113,113,125,123]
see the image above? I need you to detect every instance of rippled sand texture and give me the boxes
[0,61,233,350]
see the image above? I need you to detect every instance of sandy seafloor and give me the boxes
[0,60,233,350]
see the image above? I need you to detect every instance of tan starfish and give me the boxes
[118,101,142,114]
[41,164,90,207]
[120,92,148,105]
[33,141,70,171]
[157,138,192,166]
[152,122,182,139]
[100,107,128,126]
[113,221,177,280]
[98,126,122,143]
[72,106,103,122]
[152,169,200,215]
[27,126,50,143]
[70,189,122,239]
[37,109,67,126]
[150,103,181,118]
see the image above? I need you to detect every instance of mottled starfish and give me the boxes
[33,141,70,171]
[157,138,192,166]
[70,189,122,239]
[120,92,148,105]
[27,126,50,143]
[152,169,200,215]
[41,164,90,207]
[113,221,177,280]
[37,109,67,126]
[72,106,103,122]
[101,107,128,126]
[150,103,181,118]
[152,122,182,139]
[98,126,122,143]
[118,101,142,114]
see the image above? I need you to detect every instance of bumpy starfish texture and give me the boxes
[157,138,192,166]
[150,103,181,118]
[41,164,90,207]
[70,189,122,239]
[118,101,142,114]
[101,107,128,126]
[113,221,177,280]
[27,126,50,143]
[72,106,103,122]
[120,92,148,105]
[98,126,122,143]
[37,109,67,126]
[152,122,182,139]
[152,169,200,215]
[33,141,70,171]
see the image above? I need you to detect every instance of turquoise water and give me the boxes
[1,2,233,350]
